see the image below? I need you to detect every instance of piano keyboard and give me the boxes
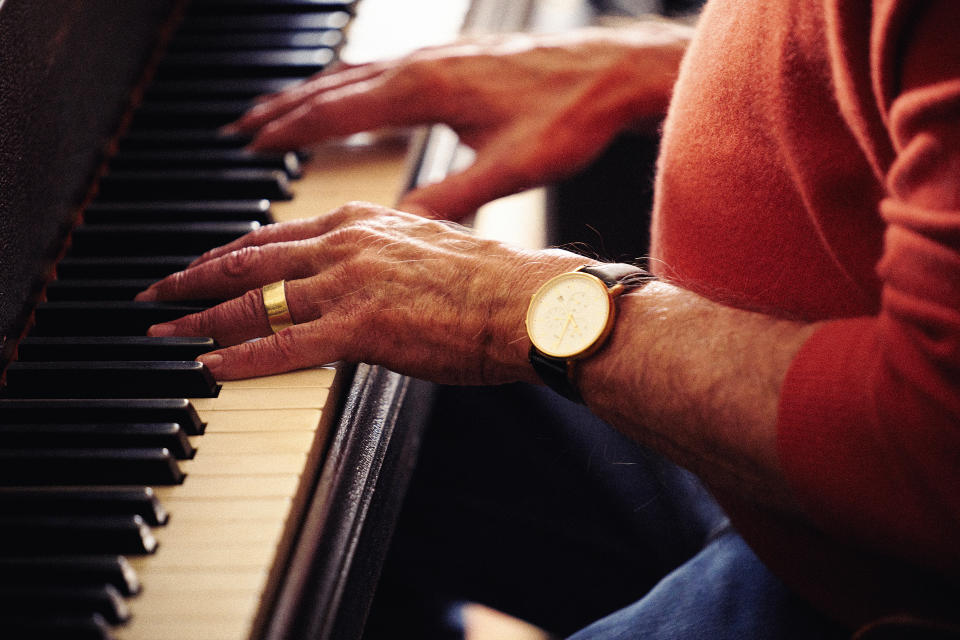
[0,0,413,638]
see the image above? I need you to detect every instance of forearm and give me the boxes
[143,204,811,516]
[566,281,818,514]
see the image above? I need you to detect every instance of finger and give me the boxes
[398,153,535,221]
[148,289,272,346]
[229,62,390,136]
[196,320,337,380]
[188,219,318,268]
[185,199,397,271]
[246,59,358,105]
[136,239,322,302]
[247,63,448,151]
[185,215,335,269]
[147,275,325,346]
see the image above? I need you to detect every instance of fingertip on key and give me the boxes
[147,323,176,337]
[135,288,157,302]
[198,353,223,376]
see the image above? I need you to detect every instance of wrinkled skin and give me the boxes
[137,203,590,382]
[228,23,692,219]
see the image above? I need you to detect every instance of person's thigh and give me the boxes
[368,383,728,636]
[568,529,848,640]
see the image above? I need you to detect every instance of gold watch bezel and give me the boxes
[525,270,618,360]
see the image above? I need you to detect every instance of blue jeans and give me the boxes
[365,383,848,639]
[569,529,846,639]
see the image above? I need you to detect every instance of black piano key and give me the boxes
[0,399,204,435]
[147,77,298,100]
[167,29,343,53]
[120,128,252,150]
[45,278,158,301]
[4,361,220,399]
[0,584,130,625]
[179,11,350,32]
[0,449,185,486]
[7,614,113,640]
[0,555,140,596]
[0,423,196,459]
[131,99,252,129]
[0,515,158,557]
[0,487,168,527]
[57,256,196,279]
[158,48,335,79]
[110,149,301,178]
[17,336,218,362]
[189,0,357,12]
[32,301,208,336]
[83,199,273,224]
[69,221,260,256]
[97,169,292,200]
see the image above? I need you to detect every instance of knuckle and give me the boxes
[239,289,266,324]
[220,245,262,279]
[158,270,189,298]
[326,223,374,248]
[342,252,378,280]
[338,201,383,222]
[243,335,276,363]
[175,308,213,336]
[270,330,304,365]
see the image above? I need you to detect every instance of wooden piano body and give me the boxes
[0,0,562,638]
[0,1,440,638]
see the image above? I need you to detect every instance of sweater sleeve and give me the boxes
[777,0,960,573]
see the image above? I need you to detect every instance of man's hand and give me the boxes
[227,23,692,220]
[135,201,816,516]
[135,202,588,382]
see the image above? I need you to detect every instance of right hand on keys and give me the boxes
[226,22,693,220]
[136,202,591,383]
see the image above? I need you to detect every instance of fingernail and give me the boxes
[148,323,176,337]
[198,353,223,376]
[135,288,157,301]
[220,123,240,135]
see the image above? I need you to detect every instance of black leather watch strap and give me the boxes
[529,346,583,404]
[579,263,648,288]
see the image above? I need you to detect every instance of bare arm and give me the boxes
[138,204,815,519]
[576,282,819,512]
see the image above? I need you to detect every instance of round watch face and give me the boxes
[526,271,614,359]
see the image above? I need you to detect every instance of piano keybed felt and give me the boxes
[0,1,362,638]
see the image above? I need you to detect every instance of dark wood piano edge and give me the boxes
[261,362,434,640]
[259,6,551,637]
[0,0,188,378]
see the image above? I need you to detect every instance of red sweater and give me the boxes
[653,0,960,626]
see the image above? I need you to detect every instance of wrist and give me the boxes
[475,250,592,385]
[623,22,692,127]
[525,262,651,402]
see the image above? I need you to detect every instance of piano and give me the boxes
[0,0,566,638]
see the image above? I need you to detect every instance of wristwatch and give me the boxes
[526,264,648,403]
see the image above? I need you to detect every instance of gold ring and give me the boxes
[262,280,294,333]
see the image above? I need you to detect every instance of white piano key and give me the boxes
[190,386,329,411]
[188,431,316,456]
[218,366,337,389]
[153,474,300,499]
[202,408,322,432]
[179,452,308,476]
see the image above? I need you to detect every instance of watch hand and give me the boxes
[555,313,574,350]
